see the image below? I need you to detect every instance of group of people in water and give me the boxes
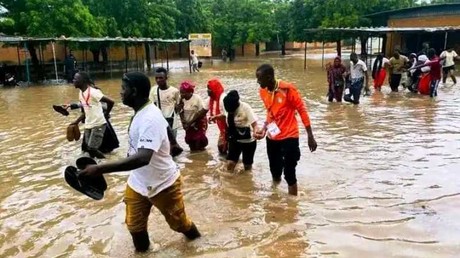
[326,47,458,103]
[61,63,317,253]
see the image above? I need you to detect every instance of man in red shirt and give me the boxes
[255,64,317,196]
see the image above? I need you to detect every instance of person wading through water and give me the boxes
[207,78,228,155]
[326,56,346,102]
[149,67,183,157]
[70,72,115,159]
[79,72,201,253]
[372,53,390,92]
[255,64,317,196]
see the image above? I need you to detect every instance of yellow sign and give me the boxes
[188,33,212,57]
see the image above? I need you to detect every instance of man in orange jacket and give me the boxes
[254,64,317,195]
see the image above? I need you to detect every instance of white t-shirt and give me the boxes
[421,60,431,73]
[127,103,180,198]
[350,60,368,80]
[206,94,225,116]
[191,54,199,64]
[182,94,206,123]
[225,101,258,143]
[440,50,458,67]
[149,86,181,129]
[79,87,106,129]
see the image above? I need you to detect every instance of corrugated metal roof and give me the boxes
[365,3,460,18]
[305,26,460,34]
[0,36,191,44]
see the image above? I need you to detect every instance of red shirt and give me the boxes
[428,56,442,80]
[259,80,311,141]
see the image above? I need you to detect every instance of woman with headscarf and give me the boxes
[326,56,346,102]
[207,79,228,155]
[177,81,208,151]
[223,90,259,172]
[372,53,390,92]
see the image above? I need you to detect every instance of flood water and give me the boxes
[1,55,460,258]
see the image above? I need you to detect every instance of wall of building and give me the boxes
[388,15,460,27]
[385,14,460,56]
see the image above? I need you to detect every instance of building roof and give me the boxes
[304,26,460,39]
[365,3,460,18]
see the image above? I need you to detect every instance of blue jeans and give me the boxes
[344,78,364,104]
[430,79,439,98]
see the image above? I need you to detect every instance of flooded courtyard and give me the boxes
[0,55,459,257]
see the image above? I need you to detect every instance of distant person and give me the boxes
[70,72,114,159]
[190,50,199,72]
[418,42,430,56]
[255,64,317,196]
[344,52,369,104]
[79,72,201,253]
[372,53,390,92]
[149,67,183,156]
[326,56,346,102]
[223,90,259,172]
[222,49,228,62]
[177,81,208,151]
[440,48,459,85]
[207,78,228,155]
[389,50,408,92]
[65,51,77,83]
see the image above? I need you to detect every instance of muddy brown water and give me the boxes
[1,55,459,257]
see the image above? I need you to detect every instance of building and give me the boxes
[366,3,460,55]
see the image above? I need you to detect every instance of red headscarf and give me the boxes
[180,81,195,93]
[208,79,224,116]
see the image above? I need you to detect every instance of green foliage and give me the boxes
[21,0,103,37]
[0,0,448,52]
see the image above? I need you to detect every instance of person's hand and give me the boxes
[254,128,266,140]
[183,122,190,130]
[208,116,217,124]
[308,136,317,152]
[78,165,102,178]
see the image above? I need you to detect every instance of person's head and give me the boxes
[256,64,276,90]
[191,50,195,55]
[423,42,429,49]
[155,67,168,88]
[350,52,358,64]
[447,47,454,52]
[73,71,92,89]
[120,72,151,107]
[179,81,195,100]
[333,56,342,67]
[393,50,400,59]
[223,90,240,113]
[427,48,436,59]
[409,53,417,60]
[207,79,224,98]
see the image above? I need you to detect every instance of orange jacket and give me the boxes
[259,80,311,140]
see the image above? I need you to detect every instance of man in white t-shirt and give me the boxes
[440,48,459,85]
[79,72,201,253]
[344,53,369,105]
[190,50,199,72]
[149,67,183,156]
[70,72,114,159]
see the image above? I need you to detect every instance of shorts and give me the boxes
[124,177,193,233]
[227,140,257,165]
[84,124,106,150]
[443,65,455,75]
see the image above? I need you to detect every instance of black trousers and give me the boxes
[266,138,301,186]
[390,74,402,92]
